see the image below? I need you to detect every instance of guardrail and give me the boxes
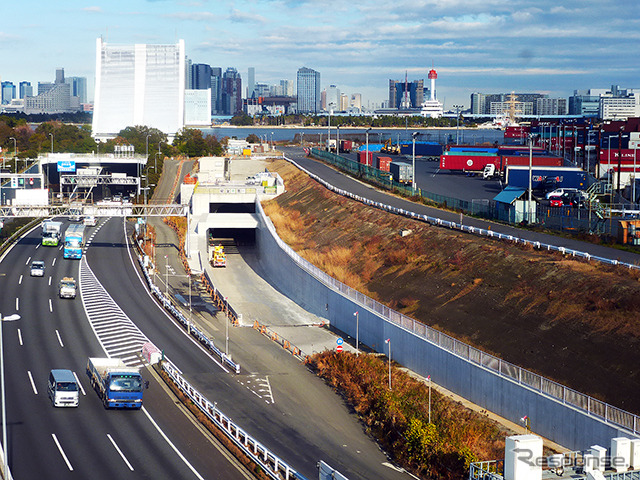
[135,252,241,373]
[161,360,309,480]
[276,154,640,436]
[306,149,639,270]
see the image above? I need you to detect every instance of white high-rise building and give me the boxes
[92,38,186,140]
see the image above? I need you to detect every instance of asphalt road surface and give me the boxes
[284,146,640,265]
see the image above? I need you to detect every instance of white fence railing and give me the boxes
[272,154,640,436]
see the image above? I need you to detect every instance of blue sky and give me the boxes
[2,0,639,109]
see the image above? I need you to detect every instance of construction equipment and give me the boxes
[212,245,226,267]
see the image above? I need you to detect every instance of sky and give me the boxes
[2,0,640,110]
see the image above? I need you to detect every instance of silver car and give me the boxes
[30,260,45,277]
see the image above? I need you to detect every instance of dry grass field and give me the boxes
[263,158,640,414]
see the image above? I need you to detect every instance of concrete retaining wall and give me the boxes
[254,201,637,451]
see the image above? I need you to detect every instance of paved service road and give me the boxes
[284,146,640,265]
[91,214,410,480]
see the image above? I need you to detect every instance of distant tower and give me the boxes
[428,68,437,101]
[402,70,410,109]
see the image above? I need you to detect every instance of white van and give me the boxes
[83,215,97,227]
[47,369,79,407]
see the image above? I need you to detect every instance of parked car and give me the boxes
[30,260,45,277]
[546,188,587,200]
[550,192,586,208]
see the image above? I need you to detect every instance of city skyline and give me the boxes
[2,0,640,109]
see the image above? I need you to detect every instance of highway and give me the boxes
[94,215,409,480]
[284,146,640,265]
[0,222,248,479]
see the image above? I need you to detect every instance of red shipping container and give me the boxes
[504,126,530,138]
[358,151,373,166]
[377,156,392,172]
[501,155,563,168]
[440,153,500,172]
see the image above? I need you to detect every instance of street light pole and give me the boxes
[1,312,20,480]
[385,338,391,390]
[8,137,16,162]
[353,311,359,355]
[528,134,533,224]
[49,133,53,154]
[412,131,419,193]
[365,127,372,167]
[453,105,463,145]
[225,297,229,356]
[336,126,340,155]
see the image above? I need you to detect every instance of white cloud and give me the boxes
[164,11,216,21]
[82,6,102,13]
[228,9,267,24]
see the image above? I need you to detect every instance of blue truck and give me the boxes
[505,166,589,192]
[87,357,144,409]
[63,223,85,259]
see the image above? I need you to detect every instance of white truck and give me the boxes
[42,220,63,246]
[59,277,77,299]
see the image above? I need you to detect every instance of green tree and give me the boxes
[230,112,253,126]
[246,133,260,144]
[173,128,211,157]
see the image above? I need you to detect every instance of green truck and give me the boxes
[42,220,63,246]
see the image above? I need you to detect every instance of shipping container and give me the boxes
[339,140,353,152]
[440,152,500,172]
[377,156,392,172]
[501,155,564,168]
[390,162,413,184]
[598,149,640,163]
[505,166,588,191]
[358,151,374,166]
[504,126,531,138]
[399,141,443,157]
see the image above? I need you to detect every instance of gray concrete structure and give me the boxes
[251,180,639,452]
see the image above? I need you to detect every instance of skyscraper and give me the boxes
[221,68,242,115]
[92,38,186,139]
[211,67,222,115]
[326,85,340,112]
[191,64,212,90]
[247,67,255,99]
[296,67,320,113]
[19,81,32,99]
[65,76,88,104]
[1,82,16,105]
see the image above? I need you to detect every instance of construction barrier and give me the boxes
[252,320,306,360]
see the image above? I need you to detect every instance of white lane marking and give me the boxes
[18,275,22,285]
[17,329,23,346]
[72,372,86,396]
[35,244,40,250]
[55,330,64,347]
[15,298,18,311]
[141,407,205,480]
[52,434,74,471]
[59,244,63,251]
[52,258,56,267]
[48,276,52,286]
[27,371,38,394]
[49,298,53,313]
[25,257,31,265]
[107,434,134,471]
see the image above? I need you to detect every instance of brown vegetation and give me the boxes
[307,352,505,480]
[262,158,640,413]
